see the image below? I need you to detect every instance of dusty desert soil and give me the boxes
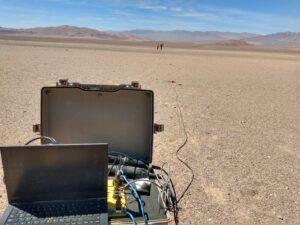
[0,39,300,224]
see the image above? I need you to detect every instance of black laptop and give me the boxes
[0,143,108,225]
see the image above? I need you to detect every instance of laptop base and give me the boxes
[3,199,108,225]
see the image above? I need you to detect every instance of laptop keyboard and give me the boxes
[8,200,107,225]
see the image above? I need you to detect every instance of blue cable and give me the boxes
[108,209,137,225]
[120,169,148,225]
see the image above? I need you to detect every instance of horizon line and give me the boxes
[1,24,299,35]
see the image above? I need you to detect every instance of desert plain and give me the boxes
[0,38,300,224]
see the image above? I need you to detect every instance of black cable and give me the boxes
[25,136,57,145]
[109,151,132,158]
[109,154,148,169]
[109,151,148,165]
[153,166,179,225]
[161,168,179,224]
[173,85,195,204]
[108,152,129,177]
[107,157,118,176]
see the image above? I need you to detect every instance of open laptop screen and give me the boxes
[0,144,108,203]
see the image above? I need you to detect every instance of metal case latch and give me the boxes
[131,81,141,89]
[33,124,41,133]
[154,124,164,133]
[56,79,69,86]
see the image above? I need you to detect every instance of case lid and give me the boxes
[41,82,154,163]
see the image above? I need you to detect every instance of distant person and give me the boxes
[160,43,164,50]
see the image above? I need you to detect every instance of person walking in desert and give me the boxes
[160,43,164,50]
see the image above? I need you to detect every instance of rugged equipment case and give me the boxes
[35,80,170,225]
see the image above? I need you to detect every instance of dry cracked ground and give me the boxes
[0,40,300,224]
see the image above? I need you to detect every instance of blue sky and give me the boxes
[0,0,300,34]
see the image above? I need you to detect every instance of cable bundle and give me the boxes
[120,169,148,225]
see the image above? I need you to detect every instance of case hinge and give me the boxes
[154,123,164,133]
[33,124,41,133]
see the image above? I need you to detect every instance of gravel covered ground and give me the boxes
[0,40,300,224]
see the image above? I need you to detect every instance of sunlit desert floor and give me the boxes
[0,39,300,224]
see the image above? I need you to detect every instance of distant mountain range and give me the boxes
[246,32,300,48]
[0,25,300,48]
[123,30,300,48]
[0,25,140,41]
[122,30,259,44]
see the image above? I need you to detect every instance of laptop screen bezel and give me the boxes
[0,143,108,204]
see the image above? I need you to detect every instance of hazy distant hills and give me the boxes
[0,25,300,48]
[122,30,259,44]
[204,39,254,47]
[246,32,300,48]
[123,30,300,48]
[0,25,140,41]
